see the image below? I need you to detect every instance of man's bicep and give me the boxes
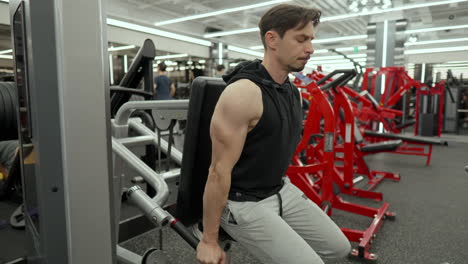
[209,87,257,171]
[209,104,249,172]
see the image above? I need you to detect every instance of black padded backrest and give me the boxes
[176,77,226,226]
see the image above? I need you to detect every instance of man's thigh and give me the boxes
[220,198,324,264]
[280,180,351,260]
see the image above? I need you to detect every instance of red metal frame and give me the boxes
[289,78,395,261]
[307,69,436,165]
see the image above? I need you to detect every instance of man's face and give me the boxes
[275,21,315,72]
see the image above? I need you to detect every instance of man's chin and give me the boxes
[289,65,305,72]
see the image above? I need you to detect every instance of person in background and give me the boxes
[215,65,225,78]
[154,62,175,100]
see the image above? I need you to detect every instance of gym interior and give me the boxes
[0,0,468,263]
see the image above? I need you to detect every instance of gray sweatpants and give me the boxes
[220,178,350,264]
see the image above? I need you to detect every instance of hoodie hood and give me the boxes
[222,59,291,91]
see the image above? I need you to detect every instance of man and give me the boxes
[214,65,226,78]
[196,4,350,264]
[154,62,176,100]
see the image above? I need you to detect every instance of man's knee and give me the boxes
[327,237,351,259]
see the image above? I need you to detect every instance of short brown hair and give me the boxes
[158,62,167,71]
[259,4,321,49]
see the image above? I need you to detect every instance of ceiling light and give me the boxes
[250,45,367,53]
[0,49,13,55]
[154,0,291,26]
[107,18,212,47]
[404,46,468,55]
[209,0,468,38]
[108,45,136,52]
[405,24,468,34]
[0,0,9,3]
[250,45,264,50]
[323,0,468,22]
[311,35,368,44]
[227,45,264,57]
[0,55,13,59]
[314,49,329,54]
[309,54,367,61]
[154,53,188,60]
[204,28,259,38]
[405,38,468,46]
[335,46,367,52]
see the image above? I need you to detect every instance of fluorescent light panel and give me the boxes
[228,45,264,57]
[218,43,223,65]
[155,0,290,26]
[154,53,188,60]
[109,54,114,84]
[205,28,259,38]
[322,0,468,22]
[0,49,13,55]
[207,0,468,38]
[250,45,367,52]
[0,55,13,59]
[405,46,468,55]
[309,54,367,61]
[405,24,468,34]
[123,55,128,73]
[107,18,211,47]
[108,45,136,52]
[405,38,468,47]
[0,0,9,3]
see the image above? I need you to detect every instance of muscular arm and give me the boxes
[202,79,262,244]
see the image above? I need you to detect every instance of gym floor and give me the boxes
[1,141,467,263]
[120,141,468,264]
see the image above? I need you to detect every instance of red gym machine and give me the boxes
[289,70,395,261]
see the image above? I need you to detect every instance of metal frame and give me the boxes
[111,99,200,263]
[290,73,395,261]
[9,0,115,262]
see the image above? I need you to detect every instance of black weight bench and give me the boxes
[360,140,403,153]
[175,77,233,249]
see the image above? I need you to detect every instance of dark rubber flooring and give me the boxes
[1,142,467,263]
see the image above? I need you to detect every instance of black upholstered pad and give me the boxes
[175,77,226,226]
[360,140,402,153]
[364,130,448,145]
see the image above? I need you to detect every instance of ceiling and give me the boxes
[107,0,468,51]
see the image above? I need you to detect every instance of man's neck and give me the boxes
[158,71,167,75]
[261,55,289,84]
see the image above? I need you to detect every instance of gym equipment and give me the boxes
[112,99,201,262]
[110,39,156,117]
[306,69,448,165]
[0,82,18,141]
[443,70,463,133]
[295,71,401,196]
[291,70,395,261]
[175,77,235,250]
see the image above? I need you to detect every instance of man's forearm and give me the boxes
[202,171,230,244]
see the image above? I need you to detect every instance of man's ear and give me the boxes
[265,30,279,51]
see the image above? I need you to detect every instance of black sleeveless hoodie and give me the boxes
[222,60,303,201]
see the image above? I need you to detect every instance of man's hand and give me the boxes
[196,240,226,264]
